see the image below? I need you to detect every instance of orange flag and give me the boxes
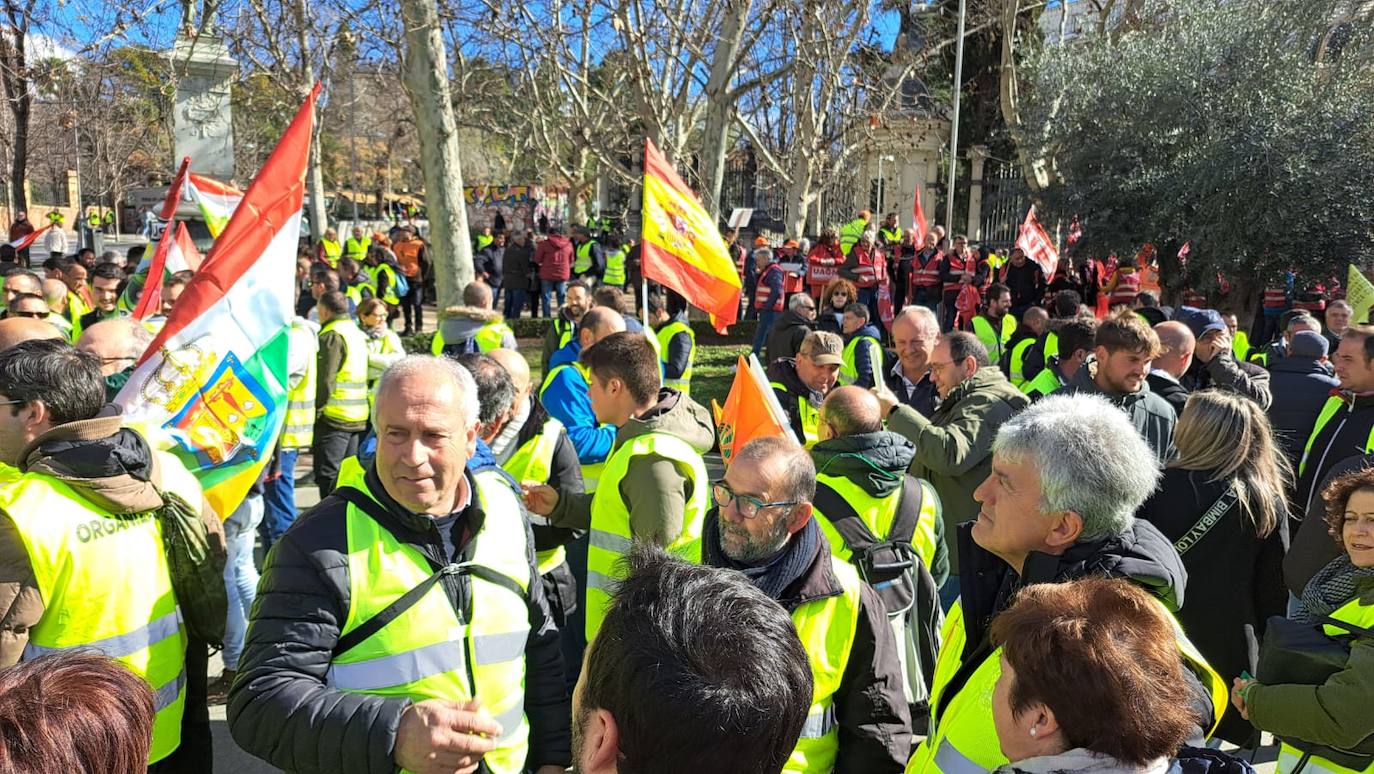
[712,355,796,465]
[641,138,742,332]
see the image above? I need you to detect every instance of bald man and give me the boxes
[432,280,516,356]
[1148,321,1196,417]
[1005,306,1048,385]
[809,385,948,706]
[540,306,627,490]
[77,319,154,398]
[0,316,63,353]
[38,278,73,341]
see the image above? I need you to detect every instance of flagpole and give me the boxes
[944,0,967,231]
[640,137,650,330]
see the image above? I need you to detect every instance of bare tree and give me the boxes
[0,0,40,212]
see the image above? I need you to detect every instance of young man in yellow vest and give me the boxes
[541,280,591,373]
[570,227,605,283]
[0,339,212,767]
[812,386,948,716]
[647,292,696,395]
[902,394,1226,773]
[523,332,713,642]
[432,281,516,356]
[312,291,370,497]
[337,257,374,309]
[971,282,1015,366]
[701,435,911,773]
[574,543,814,774]
[538,306,625,493]
[228,355,570,774]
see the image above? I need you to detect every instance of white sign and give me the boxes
[727,208,754,228]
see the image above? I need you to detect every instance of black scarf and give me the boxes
[702,508,818,601]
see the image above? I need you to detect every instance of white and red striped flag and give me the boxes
[1016,205,1059,281]
[912,185,928,247]
[8,223,51,252]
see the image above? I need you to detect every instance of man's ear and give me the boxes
[1046,511,1084,550]
[581,708,620,774]
[788,502,813,534]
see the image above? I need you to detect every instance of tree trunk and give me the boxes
[698,0,750,220]
[9,94,27,213]
[784,166,812,239]
[0,28,29,214]
[398,0,471,308]
[290,0,327,243]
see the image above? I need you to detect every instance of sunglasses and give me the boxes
[7,310,46,319]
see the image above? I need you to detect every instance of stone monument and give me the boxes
[169,30,238,180]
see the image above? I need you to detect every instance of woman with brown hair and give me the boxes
[1137,389,1291,744]
[990,577,1250,773]
[0,651,154,773]
[1233,467,1374,773]
[817,277,857,336]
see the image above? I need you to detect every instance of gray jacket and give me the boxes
[1062,363,1177,464]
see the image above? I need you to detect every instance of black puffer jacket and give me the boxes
[943,518,1217,742]
[227,466,571,774]
[1265,356,1339,468]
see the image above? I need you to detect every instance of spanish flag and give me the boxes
[641,138,742,332]
[712,355,796,465]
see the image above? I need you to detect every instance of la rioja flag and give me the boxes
[1016,205,1059,281]
[116,83,319,520]
[132,221,203,320]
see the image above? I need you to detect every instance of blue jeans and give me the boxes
[223,493,264,671]
[753,309,777,357]
[503,288,528,320]
[541,280,567,317]
[261,448,298,549]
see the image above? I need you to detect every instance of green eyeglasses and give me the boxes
[712,482,797,520]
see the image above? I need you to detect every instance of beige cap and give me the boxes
[799,330,844,366]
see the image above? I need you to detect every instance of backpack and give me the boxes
[813,476,943,713]
[155,489,228,648]
[390,263,410,298]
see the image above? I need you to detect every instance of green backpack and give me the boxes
[154,490,228,648]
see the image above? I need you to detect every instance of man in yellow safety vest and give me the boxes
[538,306,625,493]
[312,291,370,497]
[647,292,696,395]
[523,331,713,642]
[432,281,516,356]
[701,435,911,773]
[0,338,215,767]
[903,393,1227,773]
[228,355,571,774]
[343,225,371,262]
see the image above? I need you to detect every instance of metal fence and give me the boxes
[979,157,1030,249]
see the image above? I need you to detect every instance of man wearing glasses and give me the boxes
[765,292,818,366]
[2,294,49,322]
[700,435,911,773]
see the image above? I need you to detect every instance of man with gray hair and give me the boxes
[907,393,1225,773]
[884,305,941,417]
[764,291,818,366]
[700,435,911,771]
[230,355,571,774]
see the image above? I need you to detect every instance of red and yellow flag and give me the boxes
[711,355,796,464]
[641,138,741,332]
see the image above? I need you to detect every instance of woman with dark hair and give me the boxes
[0,651,154,773]
[817,277,857,335]
[1137,389,1291,744]
[991,577,1252,773]
[1233,467,1374,773]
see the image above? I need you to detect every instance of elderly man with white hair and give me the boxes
[228,355,571,774]
[884,305,941,417]
[905,393,1227,774]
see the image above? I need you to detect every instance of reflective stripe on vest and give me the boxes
[1022,365,1064,398]
[971,315,1008,364]
[942,256,971,293]
[503,418,568,574]
[813,474,940,575]
[573,240,596,274]
[1008,337,1036,385]
[539,362,607,493]
[755,264,785,311]
[908,596,1227,774]
[784,556,862,773]
[331,477,533,773]
[913,253,942,287]
[840,336,883,386]
[850,249,880,287]
[1299,395,1374,477]
[1108,271,1141,305]
[282,320,318,448]
[585,431,707,641]
[474,321,513,353]
[1263,287,1289,309]
[656,320,696,395]
[603,249,627,286]
[321,318,371,423]
[0,450,197,764]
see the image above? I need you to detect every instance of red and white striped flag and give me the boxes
[8,223,51,252]
[912,185,928,247]
[1016,206,1059,281]
[1067,215,1082,245]
[160,157,191,220]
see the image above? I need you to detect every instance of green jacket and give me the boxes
[550,389,714,547]
[887,368,1029,574]
[811,430,949,586]
[1247,578,1374,751]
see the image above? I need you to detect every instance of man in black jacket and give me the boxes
[228,356,570,774]
[1147,320,1194,416]
[765,293,817,366]
[1266,330,1339,468]
[1176,307,1273,409]
[702,436,911,772]
[909,393,1223,771]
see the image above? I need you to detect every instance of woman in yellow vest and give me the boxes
[1233,467,1374,774]
[990,577,1250,772]
[357,298,404,406]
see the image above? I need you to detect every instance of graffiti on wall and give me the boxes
[464,185,568,232]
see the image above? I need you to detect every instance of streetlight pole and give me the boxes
[945,0,967,231]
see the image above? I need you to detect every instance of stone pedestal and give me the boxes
[169,33,238,180]
[860,117,951,234]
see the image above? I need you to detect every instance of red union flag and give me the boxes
[1016,206,1059,281]
[911,185,928,246]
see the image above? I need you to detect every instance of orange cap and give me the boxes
[754,236,769,247]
